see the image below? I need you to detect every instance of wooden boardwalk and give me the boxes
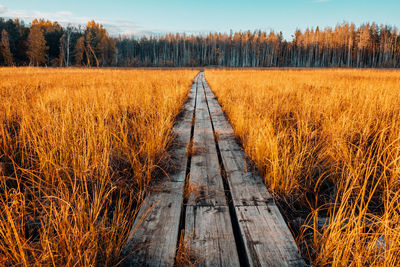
[122,72,306,267]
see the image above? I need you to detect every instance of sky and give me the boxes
[0,0,399,40]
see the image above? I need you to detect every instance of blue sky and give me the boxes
[0,0,399,40]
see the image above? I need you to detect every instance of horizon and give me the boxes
[1,1,400,267]
[0,0,399,40]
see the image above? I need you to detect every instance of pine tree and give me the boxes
[27,25,48,66]
[0,30,14,66]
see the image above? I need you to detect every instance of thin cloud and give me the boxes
[2,8,91,25]
[0,5,7,14]
[0,5,162,37]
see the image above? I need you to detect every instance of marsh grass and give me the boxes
[175,230,201,266]
[206,69,400,266]
[0,68,196,266]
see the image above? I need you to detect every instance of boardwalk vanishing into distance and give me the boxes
[122,72,306,267]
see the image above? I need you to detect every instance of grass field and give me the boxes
[1,68,400,266]
[206,69,400,266]
[0,68,196,266]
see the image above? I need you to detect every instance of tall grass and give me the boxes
[0,68,196,266]
[206,69,400,266]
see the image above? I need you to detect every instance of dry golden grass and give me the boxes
[0,67,196,266]
[175,230,201,266]
[206,69,400,266]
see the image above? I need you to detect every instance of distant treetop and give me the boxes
[0,18,399,67]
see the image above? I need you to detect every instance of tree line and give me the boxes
[0,18,115,67]
[1,17,400,68]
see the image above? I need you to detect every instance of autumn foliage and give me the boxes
[1,18,400,67]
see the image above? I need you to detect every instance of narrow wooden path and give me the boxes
[122,72,306,266]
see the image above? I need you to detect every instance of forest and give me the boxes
[1,17,400,67]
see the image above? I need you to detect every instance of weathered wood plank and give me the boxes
[187,76,226,206]
[184,206,241,266]
[201,83,241,151]
[123,72,306,267]
[123,184,184,266]
[236,206,306,267]
[202,75,306,266]
[122,74,199,266]
[202,80,273,205]
[183,73,240,266]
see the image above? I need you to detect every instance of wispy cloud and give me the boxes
[1,7,91,25]
[0,5,161,37]
[0,5,7,14]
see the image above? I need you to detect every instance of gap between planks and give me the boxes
[201,74,306,267]
[121,73,199,266]
[122,72,307,267]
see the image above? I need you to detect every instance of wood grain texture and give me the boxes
[123,184,184,266]
[236,205,306,267]
[202,81,273,205]
[123,73,306,267]
[187,76,226,207]
[122,74,199,266]
[202,75,307,267]
[184,206,241,266]
[183,73,240,266]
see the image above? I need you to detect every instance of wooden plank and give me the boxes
[201,75,306,266]
[202,80,273,205]
[184,206,241,266]
[187,75,226,207]
[123,184,184,266]
[183,73,240,266]
[236,206,306,267]
[122,74,199,266]
[123,72,306,266]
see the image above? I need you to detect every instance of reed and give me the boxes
[206,69,400,265]
[0,68,196,266]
